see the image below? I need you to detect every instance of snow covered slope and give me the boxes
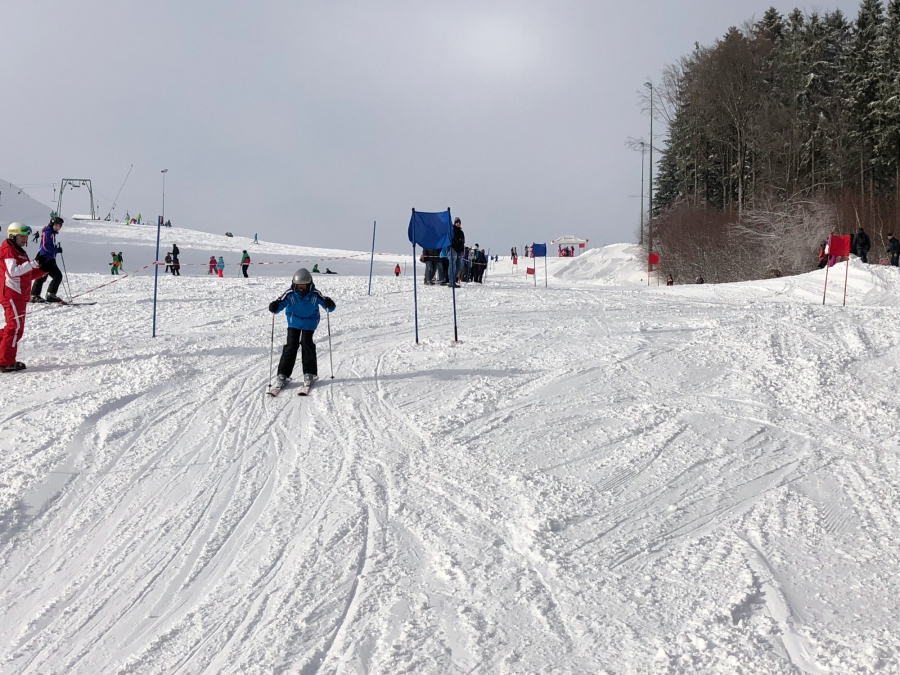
[2,243,900,673]
[19,218,410,277]
[0,180,52,229]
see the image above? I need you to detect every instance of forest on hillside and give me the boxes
[647,0,900,282]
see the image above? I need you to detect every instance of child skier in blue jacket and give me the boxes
[268,268,335,389]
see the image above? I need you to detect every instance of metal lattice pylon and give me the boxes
[56,178,96,220]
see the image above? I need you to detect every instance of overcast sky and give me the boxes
[1,0,865,254]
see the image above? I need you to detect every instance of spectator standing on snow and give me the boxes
[448,218,465,288]
[137,213,142,224]
[164,252,172,274]
[268,268,336,390]
[241,250,251,277]
[394,264,401,277]
[888,233,900,267]
[208,256,216,274]
[110,252,121,275]
[855,227,871,263]
[1,224,46,372]
[216,256,225,277]
[423,249,440,285]
[817,241,827,269]
[171,252,181,276]
[666,274,674,286]
[30,216,64,303]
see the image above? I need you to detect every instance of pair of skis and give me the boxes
[267,377,316,397]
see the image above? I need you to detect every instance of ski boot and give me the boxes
[303,373,318,387]
[30,295,45,303]
[45,294,64,303]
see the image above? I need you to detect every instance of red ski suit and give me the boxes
[1,238,46,367]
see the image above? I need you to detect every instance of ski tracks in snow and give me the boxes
[2,269,900,673]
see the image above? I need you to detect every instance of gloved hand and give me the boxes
[268,300,279,313]
[56,244,62,253]
[35,253,48,265]
[323,297,336,310]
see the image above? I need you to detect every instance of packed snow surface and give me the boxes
[2,226,900,674]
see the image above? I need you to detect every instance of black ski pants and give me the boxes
[32,258,62,297]
[891,253,899,267]
[278,328,317,378]
[242,264,249,278]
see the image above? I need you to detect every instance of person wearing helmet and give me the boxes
[268,268,336,389]
[30,215,65,303]
[216,256,225,277]
[1,223,47,372]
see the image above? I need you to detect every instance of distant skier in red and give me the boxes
[394,264,401,277]
[1,224,47,372]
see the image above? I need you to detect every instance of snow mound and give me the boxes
[548,243,647,286]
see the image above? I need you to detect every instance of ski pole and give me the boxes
[326,310,334,379]
[59,251,73,302]
[268,310,276,389]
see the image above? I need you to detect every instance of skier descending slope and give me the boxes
[1,224,47,372]
[267,268,335,395]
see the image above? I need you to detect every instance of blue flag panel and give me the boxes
[532,243,547,257]
[408,209,452,249]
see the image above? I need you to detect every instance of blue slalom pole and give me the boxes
[367,220,376,296]
[151,218,161,337]
[412,210,419,343]
[449,208,458,343]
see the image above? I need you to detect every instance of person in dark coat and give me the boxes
[855,227,871,263]
[887,233,900,267]
[30,216,65,303]
[666,274,674,286]
[423,249,440,285]
[448,218,465,288]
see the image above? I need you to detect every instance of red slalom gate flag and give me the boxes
[526,267,535,275]
[829,235,851,257]
[648,253,660,265]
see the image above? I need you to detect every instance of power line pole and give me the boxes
[646,81,654,257]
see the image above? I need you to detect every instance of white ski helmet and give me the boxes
[7,222,32,238]
[292,268,312,285]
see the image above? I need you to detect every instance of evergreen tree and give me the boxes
[849,0,885,207]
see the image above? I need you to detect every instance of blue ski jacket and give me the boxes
[274,284,334,331]
[38,225,60,260]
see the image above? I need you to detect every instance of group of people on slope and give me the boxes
[419,218,487,286]
[816,227,900,268]
[2,222,50,371]
[662,274,704,286]
[164,245,182,276]
[205,251,251,277]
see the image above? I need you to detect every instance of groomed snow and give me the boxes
[1,225,900,674]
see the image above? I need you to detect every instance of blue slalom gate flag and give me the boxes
[532,243,547,257]
[408,208,457,345]
[408,209,452,249]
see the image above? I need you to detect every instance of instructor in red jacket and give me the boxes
[1,223,47,372]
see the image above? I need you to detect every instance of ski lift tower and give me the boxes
[55,178,96,220]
